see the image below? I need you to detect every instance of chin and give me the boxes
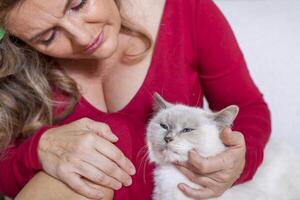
[157,149,188,164]
[94,27,121,57]
[94,37,119,59]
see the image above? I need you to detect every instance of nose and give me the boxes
[60,17,92,47]
[164,135,173,143]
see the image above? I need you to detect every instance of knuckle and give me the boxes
[112,150,124,161]
[57,162,65,171]
[75,161,85,171]
[197,162,208,173]
[101,123,112,133]
[73,143,87,154]
[220,156,232,169]
[106,163,118,174]
[216,172,229,182]
[79,117,91,125]
[71,181,84,193]
[73,184,95,198]
[215,189,224,197]
[209,187,222,197]
[221,173,230,181]
[56,161,70,176]
[95,172,106,183]
[81,133,95,144]
[78,187,91,197]
[228,160,235,169]
[213,192,221,198]
[56,166,66,178]
[191,175,200,184]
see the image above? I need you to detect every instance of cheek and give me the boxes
[89,0,121,25]
[152,131,165,147]
[173,135,197,152]
[34,43,75,59]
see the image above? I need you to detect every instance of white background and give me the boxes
[214,0,300,151]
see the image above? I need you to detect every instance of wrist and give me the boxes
[37,126,58,168]
[22,126,54,170]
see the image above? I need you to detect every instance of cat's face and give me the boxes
[146,93,239,165]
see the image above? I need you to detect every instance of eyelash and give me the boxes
[40,0,88,46]
[40,30,57,46]
[72,0,88,11]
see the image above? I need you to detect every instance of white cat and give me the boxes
[146,92,300,200]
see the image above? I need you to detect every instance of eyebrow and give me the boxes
[28,0,72,42]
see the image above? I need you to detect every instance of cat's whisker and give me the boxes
[137,145,151,184]
[195,93,202,107]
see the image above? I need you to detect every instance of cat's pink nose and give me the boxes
[164,135,173,143]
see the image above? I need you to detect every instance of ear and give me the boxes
[152,92,173,111]
[212,105,239,128]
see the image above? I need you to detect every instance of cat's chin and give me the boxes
[157,148,188,164]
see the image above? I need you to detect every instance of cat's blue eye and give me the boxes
[160,123,169,130]
[181,128,194,133]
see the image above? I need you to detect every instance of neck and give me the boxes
[55,32,137,83]
[57,58,115,81]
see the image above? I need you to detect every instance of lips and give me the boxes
[84,31,104,54]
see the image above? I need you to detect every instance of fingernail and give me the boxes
[114,183,122,190]
[225,127,232,132]
[178,184,186,191]
[112,135,119,141]
[125,178,132,186]
[129,167,136,175]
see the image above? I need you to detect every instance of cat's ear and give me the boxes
[153,92,172,111]
[212,105,239,128]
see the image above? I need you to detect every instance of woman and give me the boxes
[0,0,271,199]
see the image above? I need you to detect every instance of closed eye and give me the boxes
[181,128,194,133]
[40,29,57,46]
[38,0,88,46]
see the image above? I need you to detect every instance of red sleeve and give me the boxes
[0,126,52,197]
[195,0,271,184]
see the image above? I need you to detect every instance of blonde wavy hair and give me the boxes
[0,0,152,152]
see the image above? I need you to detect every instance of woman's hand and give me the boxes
[38,118,136,199]
[176,128,246,199]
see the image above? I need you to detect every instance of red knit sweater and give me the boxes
[0,0,271,199]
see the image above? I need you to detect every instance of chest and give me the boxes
[101,55,152,113]
[83,1,166,113]
[153,165,199,200]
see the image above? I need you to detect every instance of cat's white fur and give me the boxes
[146,93,300,200]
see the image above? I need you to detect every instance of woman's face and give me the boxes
[6,0,121,60]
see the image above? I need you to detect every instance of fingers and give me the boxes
[80,118,119,143]
[220,128,245,147]
[64,173,104,200]
[75,160,123,190]
[176,165,216,187]
[174,129,247,200]
[178,183,217,200]
[94,136,136,176]
[176,166,232,199]
[180,130,246,174]
[184,150,227,174]
[85,150,133,187]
